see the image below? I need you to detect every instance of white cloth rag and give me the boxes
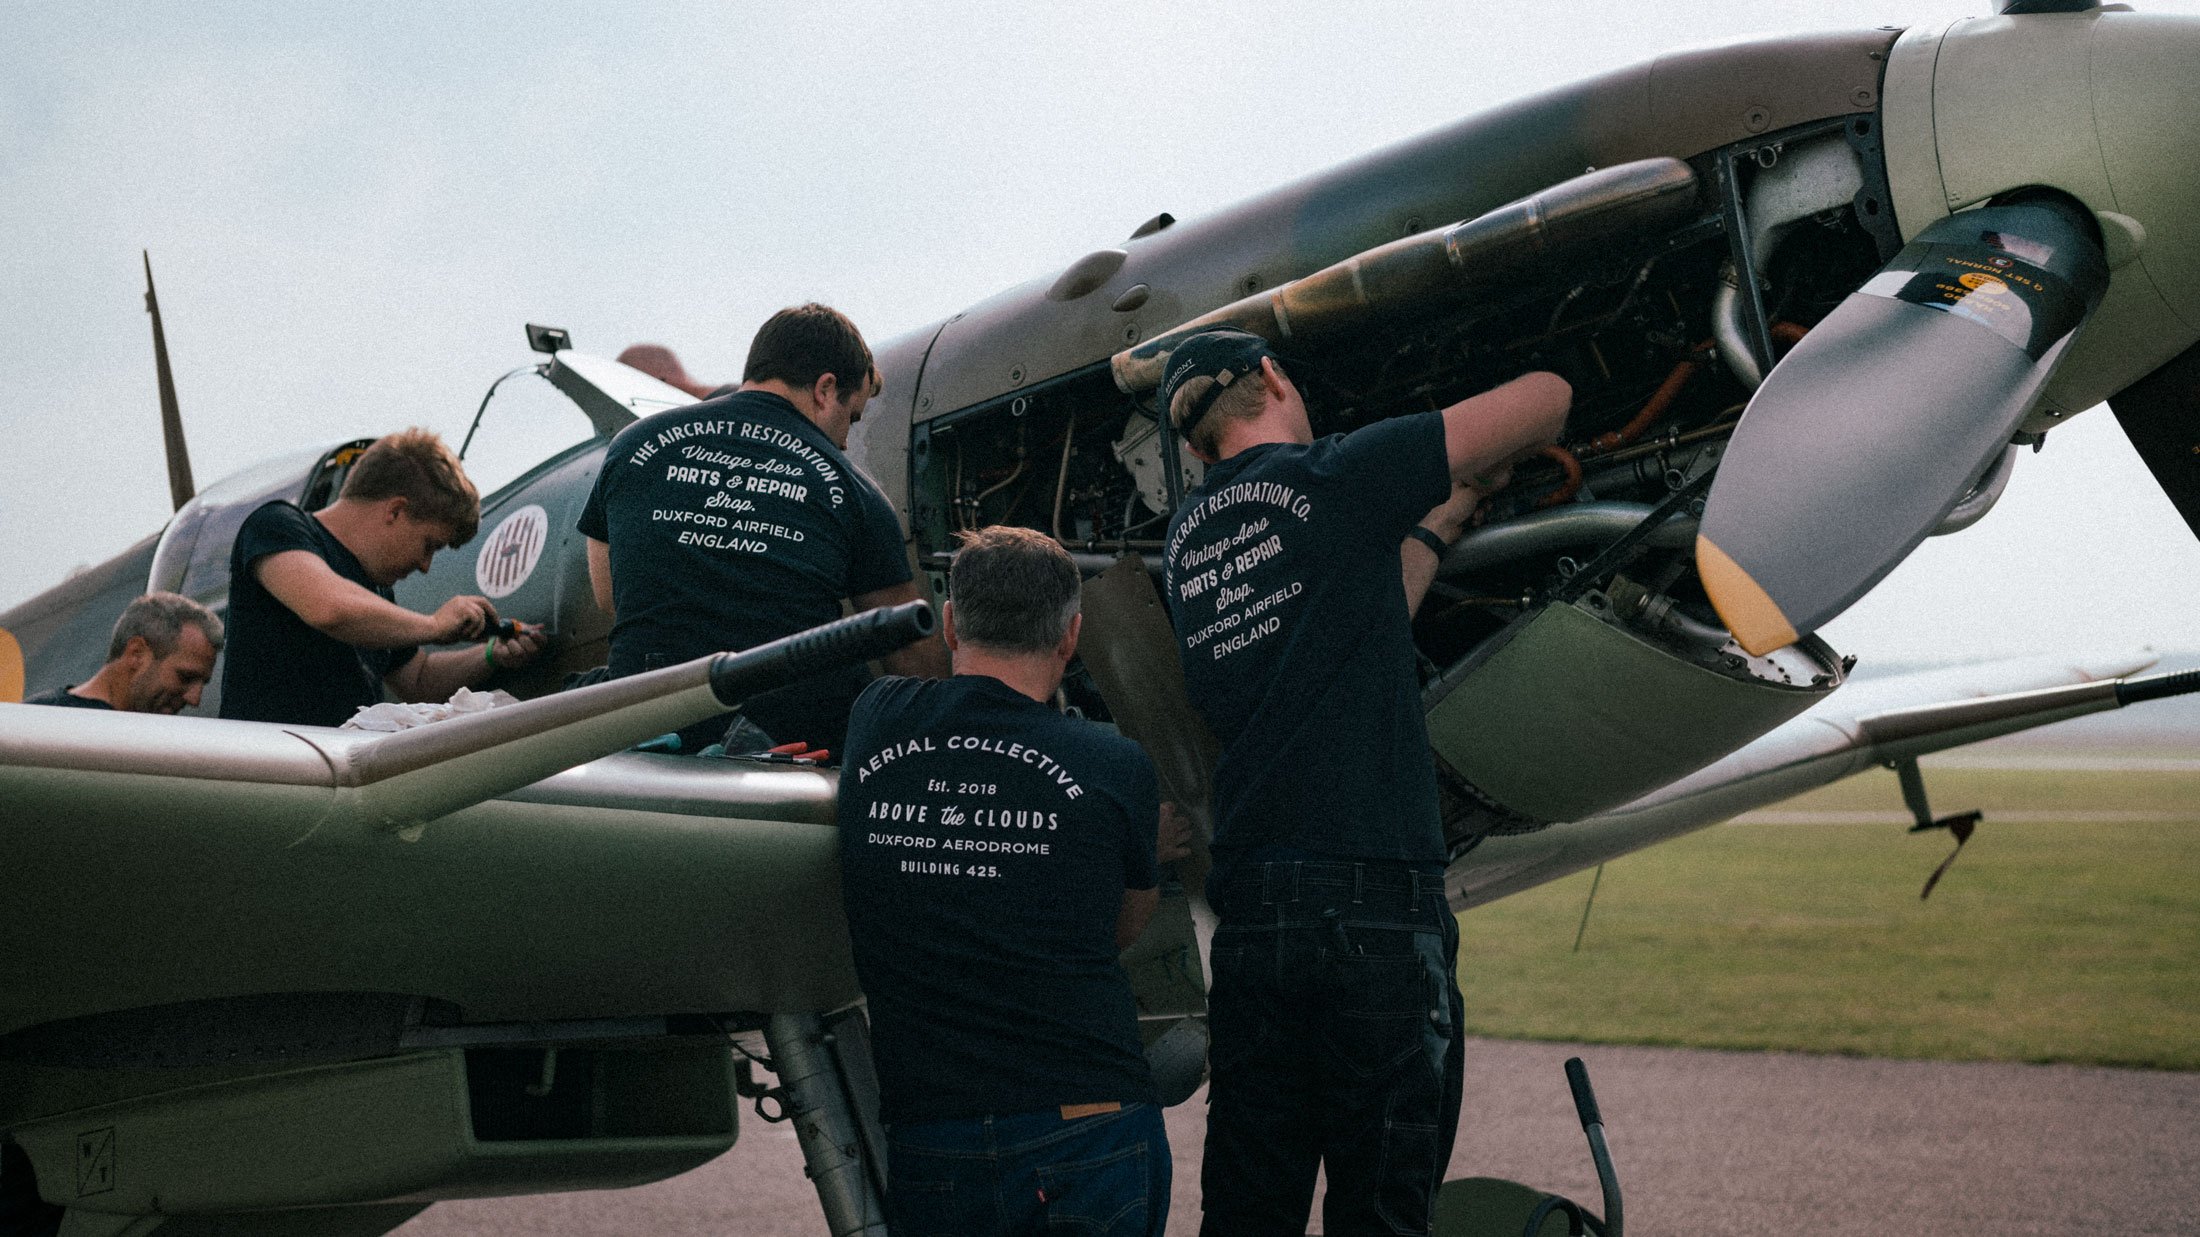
[342,686,520,731]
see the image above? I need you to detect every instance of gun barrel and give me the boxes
[343,601,934,828]
[1111,158,1700,394]
[708,601,934,706]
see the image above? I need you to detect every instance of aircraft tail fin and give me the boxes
[143,251,195,512]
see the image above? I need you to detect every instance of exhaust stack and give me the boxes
[1112,158,1701,394]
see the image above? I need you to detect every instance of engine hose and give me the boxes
[1050,410,1078,541]
[974,455,1026,507]
[1533,444,1585,509]
[1588,342,1712,453]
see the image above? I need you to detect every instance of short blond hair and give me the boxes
[1168,369,1268,458]
[341,428,481,544]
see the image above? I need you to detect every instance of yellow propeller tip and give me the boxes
[1695,535,1799,657]
[0,626,22,704]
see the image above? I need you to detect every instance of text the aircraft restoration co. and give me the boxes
[6,3,2200,1234]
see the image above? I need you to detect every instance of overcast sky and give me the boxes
[5,1,2198,664]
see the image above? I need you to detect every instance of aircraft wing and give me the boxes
[0,605,935,1047]
[1448,650,2187,907]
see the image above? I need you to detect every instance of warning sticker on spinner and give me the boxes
[1860,245,2086,360]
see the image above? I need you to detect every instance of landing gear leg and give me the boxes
[761,1011,891,1237]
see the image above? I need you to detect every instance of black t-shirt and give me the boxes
[1163,412,1452,876]
[577,390,912,745]
[837,674,1160,1124]
[220,501,419,727]
[24,686,113,710]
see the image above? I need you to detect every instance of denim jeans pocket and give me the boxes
[1318,928,1440,1085]
[1035,1141,1149,1234]
[887,1148,972,1237]
[1204,938,1273,1076]
[1207,937,1253,981]
[1373,1118,1444,1235]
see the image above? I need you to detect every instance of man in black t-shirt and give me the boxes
[221,428,543,727]
[580,304,948,754]
[839,526,1186,1237]
[1159,328,1570,1236]
[24,592,222,714]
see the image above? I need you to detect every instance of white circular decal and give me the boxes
[475,504,549,599]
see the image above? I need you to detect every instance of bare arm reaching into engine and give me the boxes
[1401,371,1572,615]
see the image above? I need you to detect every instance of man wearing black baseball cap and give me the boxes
[1159,326,1569,1235]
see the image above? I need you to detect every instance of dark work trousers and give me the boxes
[888,1101,1172,1237]
[1199,861,1464,1237]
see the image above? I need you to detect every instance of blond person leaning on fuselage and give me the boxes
[220,428,542,728]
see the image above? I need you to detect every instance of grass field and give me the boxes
[1457,765,2200,1069]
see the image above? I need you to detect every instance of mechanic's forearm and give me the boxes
[1116,888,1159,951]
[1442,370,1571,486]
[397,647,493,703]
[880,635,951,680]
[585,537,615,618]
[312,592,445,649]
[1402,538,1443,619]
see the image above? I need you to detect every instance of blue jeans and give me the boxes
[1199,861,1464,1236]
[888,1102,1171,1236]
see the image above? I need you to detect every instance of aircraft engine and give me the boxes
[901,129,1901,845]
[884,13,2200,848]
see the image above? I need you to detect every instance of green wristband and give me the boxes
[484,640,497,672]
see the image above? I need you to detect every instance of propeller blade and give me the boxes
[143,251,195,511]
[2107,338,2200,540]
[1697,195,2109,654]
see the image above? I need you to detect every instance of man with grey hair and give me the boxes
[27,592,224,715]
[837,525,1187,1237]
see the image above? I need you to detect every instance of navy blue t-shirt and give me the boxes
[837,674,1160,1124]
[24,687,113,710]
[220,501,419,727]
[1163,412,1452,877]
[578,390,912,745]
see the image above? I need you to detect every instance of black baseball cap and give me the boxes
[1156,327,1276,440]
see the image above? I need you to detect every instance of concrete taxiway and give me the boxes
[395,1036,2200,1235]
